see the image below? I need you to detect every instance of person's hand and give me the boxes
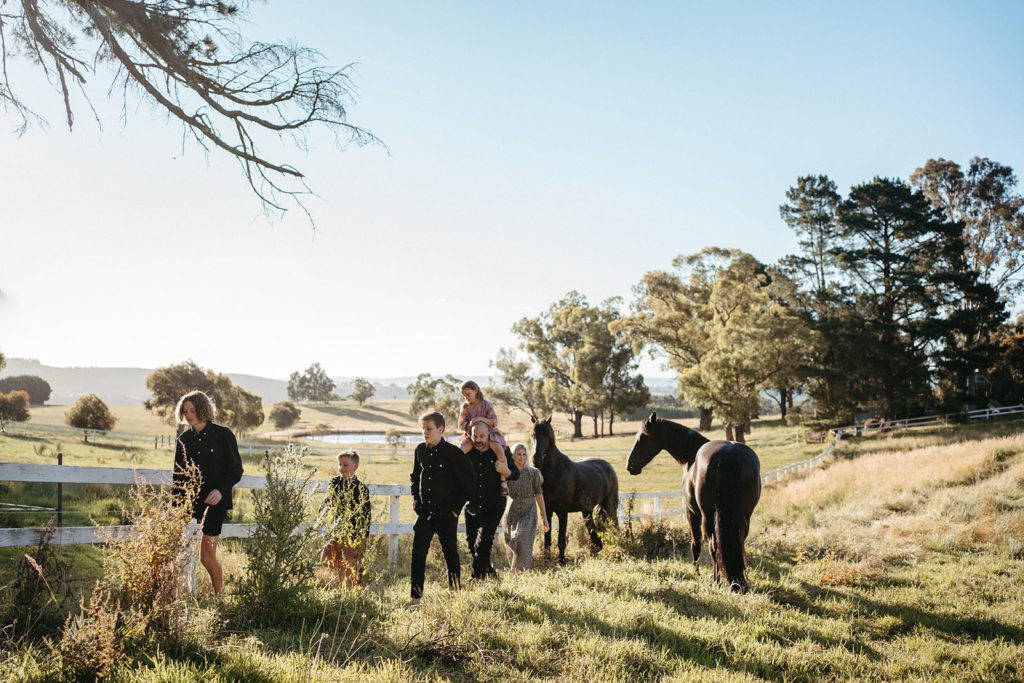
[543,519,550,532]
[204,489,222,506]
[494,460,511,477]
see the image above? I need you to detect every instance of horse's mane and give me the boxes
[644,416,709,466]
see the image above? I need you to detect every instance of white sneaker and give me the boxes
[410,597,421,608]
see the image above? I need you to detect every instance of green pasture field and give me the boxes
[25,398,796,446]
[2,417,1023,680]
[1,412,821,532]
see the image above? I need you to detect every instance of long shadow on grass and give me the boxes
[756,552,1024,645]
[506,590,863,681]
[310,404,411,425]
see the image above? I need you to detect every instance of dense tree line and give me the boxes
[492,156,1024,437]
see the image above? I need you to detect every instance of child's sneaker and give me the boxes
[501,481,509,497]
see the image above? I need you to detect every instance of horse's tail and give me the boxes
[713,451,748,592]
[599,470,619,528]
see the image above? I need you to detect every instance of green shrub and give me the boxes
[269,400,302,430]
[234,445,321,625]
[65,394,117,431]
[0,375,51,405]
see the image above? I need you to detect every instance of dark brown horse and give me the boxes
[627,412,760,592]
[532,416,619,564]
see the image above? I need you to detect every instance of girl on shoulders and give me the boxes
[457,380,510,495]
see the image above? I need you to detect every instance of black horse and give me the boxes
[627,412,760,592]
[532,416,619,564]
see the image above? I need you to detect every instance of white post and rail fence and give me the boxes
[2,404,1021,566]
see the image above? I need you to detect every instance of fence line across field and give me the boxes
[3,403,1021,566]
[2,419,807,458]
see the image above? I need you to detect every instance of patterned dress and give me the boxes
[503,466,544,570]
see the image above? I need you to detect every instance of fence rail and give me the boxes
[4,403,1021,564]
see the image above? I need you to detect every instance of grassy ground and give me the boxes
[1,416,822,530]
[2,418,1024,680]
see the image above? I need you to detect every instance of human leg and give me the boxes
[436,513,462,590]
[472,507,501,578]
[198,506,226,593]
[410,515,435,599]
[199,535,223,593]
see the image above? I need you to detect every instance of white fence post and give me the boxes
[388,495,400,568]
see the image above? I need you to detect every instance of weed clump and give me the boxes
[47,460,209,680]
[604,495,691,561]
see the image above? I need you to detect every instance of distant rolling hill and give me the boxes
[0,358,676,406]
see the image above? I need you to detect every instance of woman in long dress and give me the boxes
[503,443,549,570]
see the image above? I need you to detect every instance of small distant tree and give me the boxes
[349,378,376,406]
[287,363,336,403]
[0,375,51,405]
[66,394,117,431]
[385,427,405,451]
[0,390,31,432]
[0,351,5,373]
[268,401,302,430]
[406,373,462,426]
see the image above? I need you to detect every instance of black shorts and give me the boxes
[194,506,228,537]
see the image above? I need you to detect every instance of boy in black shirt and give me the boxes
[409,411,476,604]
[319,450,371,586]
[173,390,244,594]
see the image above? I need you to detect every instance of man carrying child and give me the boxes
[465,421,519,580]
[409,411,476,605]
[320,449,372,586]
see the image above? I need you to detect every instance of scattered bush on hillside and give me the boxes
[0,389,30,431]
[65,394,118,432]
[269,401,302,430]
[0,375,51,405]
[235,445,321,625]
[349,377,375,406]
[385,427,404,451]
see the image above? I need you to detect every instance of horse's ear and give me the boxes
[530,415,537,424]
[546,415,553,424]
[649,411,658,423]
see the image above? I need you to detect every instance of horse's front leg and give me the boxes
[543,508,553,557]
[557,511,568,564]
[584,512,601,553]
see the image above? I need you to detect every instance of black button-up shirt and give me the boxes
[319,475,371,543]
[467,445,520,513]
[410,439,476,517]
[173,422,244,511]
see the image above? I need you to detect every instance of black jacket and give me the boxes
[320,475,372,542]
[410,439,476,518]
[467,445,520,513]
[173,422,244,511]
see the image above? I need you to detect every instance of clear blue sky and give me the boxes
[1,1,1022,379]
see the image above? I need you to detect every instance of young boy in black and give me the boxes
[409,411,476,604]
[319,450,372,586]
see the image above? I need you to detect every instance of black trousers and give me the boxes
[466,506,502,579]
[410,511,462,599]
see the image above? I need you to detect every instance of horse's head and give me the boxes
[627,411,665,475]
[531,415,555,469]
